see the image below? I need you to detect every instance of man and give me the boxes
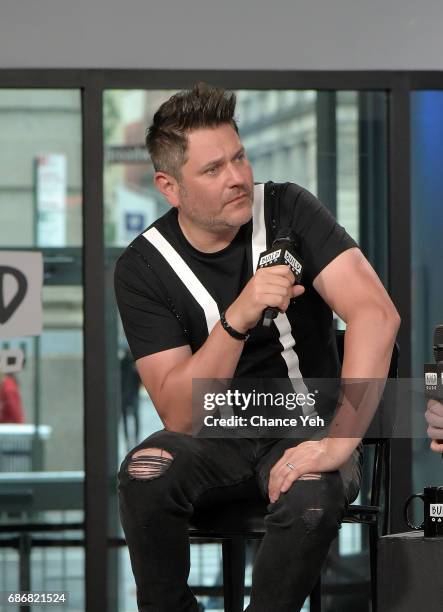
[115,83,400,612]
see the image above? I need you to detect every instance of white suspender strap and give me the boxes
[143,226,220,335]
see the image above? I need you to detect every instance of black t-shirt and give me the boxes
[114,181,357,385]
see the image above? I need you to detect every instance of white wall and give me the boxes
[1,0,443,70]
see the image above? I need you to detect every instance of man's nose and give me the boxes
[225,162,245,186]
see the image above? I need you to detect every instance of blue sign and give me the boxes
[125,213,145,232]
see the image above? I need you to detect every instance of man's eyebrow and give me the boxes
[199,147,245,171]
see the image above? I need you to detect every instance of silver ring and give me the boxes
[286,462,295,470]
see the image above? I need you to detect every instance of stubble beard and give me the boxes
[178,183,252,233]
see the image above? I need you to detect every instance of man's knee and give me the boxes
[267,472,345,532]
[118,429,190,483]
[298,472,346,532]
[125,447,174,481]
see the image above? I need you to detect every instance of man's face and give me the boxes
[175,124,254,232]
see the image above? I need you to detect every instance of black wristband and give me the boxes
[220,311,250,341]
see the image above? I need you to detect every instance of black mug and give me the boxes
[404,486,443,538]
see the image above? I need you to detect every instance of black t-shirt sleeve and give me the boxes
[289,186,358,283]
[114,250,189,361]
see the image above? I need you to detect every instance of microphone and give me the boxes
[256,228,303,328]
[424,325,443,452]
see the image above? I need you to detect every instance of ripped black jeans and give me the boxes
[117,429,363,612]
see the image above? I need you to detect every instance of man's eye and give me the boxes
[206,167,217,174]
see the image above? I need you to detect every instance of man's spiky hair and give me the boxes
[146,82,238,179]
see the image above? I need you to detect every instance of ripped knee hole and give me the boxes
[298,473,322,481]
[127,447,174,480]
[302,507,324,530]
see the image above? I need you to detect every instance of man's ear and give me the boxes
[153,172,180,208]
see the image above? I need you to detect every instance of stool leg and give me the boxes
[310,575,321,612]
[369,524,378,612]
[222,536,246,612]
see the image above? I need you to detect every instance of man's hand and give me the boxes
[267,438,346,503]
[425,399,443,453]
[226,265,305,333]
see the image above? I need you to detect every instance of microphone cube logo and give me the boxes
[425,372,438,386]
[259,249,281,267]
[283,251,302,276]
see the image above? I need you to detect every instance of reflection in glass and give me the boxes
[0,89,84,607]
[0,90,83,474]
[0,90,82,248]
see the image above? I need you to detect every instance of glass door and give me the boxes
[0,89,84,610]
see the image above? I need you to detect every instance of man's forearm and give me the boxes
[160,318,245,433]
[325,307,400,463]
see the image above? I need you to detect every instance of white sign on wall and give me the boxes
[36,153,67,247]
[0,251,43,340]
